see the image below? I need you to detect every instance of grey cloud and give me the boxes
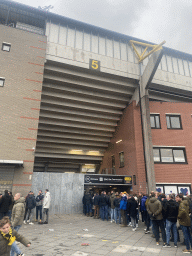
[54,0,149,35]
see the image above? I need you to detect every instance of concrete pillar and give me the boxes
[139,49,164,193]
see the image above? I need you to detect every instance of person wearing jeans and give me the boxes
[176,193,192,253]
[147,192,166,245]
[42,189,51,224]
[127,196,138,231]
[163,194,179,247]
[10,225,22,256]
[114,193,121,224]
[110,191,116,223]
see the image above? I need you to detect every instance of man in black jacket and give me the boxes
[93,192,100,219]
[127,196,138,231]
[114,192,121,224]
[100,191,109,221]
[24,191,36,225]
[163,194,179,247]
[0,190,12,220]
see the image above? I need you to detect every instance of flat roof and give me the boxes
[1,0,192,61]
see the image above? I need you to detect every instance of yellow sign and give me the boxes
[89,59,100,71]
[124,176,132,184]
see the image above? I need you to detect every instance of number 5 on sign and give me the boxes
[89,59,100,71]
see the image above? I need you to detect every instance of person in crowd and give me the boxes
[147,192,166,246]
[120,193,128,227]
[0,216,31,256]
[10,193,25,256]
[163,194,179,248]
[0,190,12,220]
[24,191,36,225]
[133,194,139,227]
[84,191,93,217]
[176,193,192,253]
[188,194,192,234]
[127,194,132,226]
[93,192,100,219]
[114,192,121,224]
[7,192,14,221]
[127,196,138,231]
[100,191,109,221]
[110,190,116,223]
[35,190,44,223]
[141,194,150,234]
[160,193,167,227]
[138,192,144,222]
[41,189,51,224]
[82,192,86,215]
[23,191,30,222]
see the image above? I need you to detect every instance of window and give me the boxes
[111,155,115,168]
[150,114,161,129]
[0,78,5,87]
[2,43,11,52]
[153,147,187,163]
[166,115,182,129]
[119,152,124,167]
[133,175,136,185]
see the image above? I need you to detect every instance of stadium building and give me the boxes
[1,0,192,213]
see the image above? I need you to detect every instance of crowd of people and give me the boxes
[83,190,192,253]
[0,189,51,256]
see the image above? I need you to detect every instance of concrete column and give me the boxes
[140,94,156,192]
[139,49,164,193]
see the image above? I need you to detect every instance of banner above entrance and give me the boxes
[84,174,132,185]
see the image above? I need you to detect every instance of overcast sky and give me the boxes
[15,0,192,54]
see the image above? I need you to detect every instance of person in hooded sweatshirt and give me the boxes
[10,193,26,256]
[147,192,166,246]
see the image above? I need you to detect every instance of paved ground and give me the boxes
[18,214,186,256]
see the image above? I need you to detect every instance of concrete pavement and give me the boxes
[18,214,186,255]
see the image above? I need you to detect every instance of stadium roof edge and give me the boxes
[1,0,192,61]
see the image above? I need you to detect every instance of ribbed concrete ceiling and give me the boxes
[34,60,137,172]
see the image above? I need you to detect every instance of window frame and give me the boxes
[153,147,187,164]
[0,78,5,87]
[166,114,182,129]
[150,114,161,129]
[119,151,124,168]
[2,42,11,52]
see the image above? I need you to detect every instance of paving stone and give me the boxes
[17,214,186,256]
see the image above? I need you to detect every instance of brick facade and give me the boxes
[150,101,192,186]
[100,100,192,194]
[99,101,147,194]
[0,25,46,196]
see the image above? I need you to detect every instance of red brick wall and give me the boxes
[100,101,147,194]
[150,101,192,185]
